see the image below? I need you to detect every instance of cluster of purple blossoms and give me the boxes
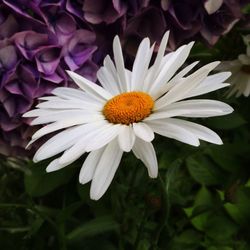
[0,0,248,156]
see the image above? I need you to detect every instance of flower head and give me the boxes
[24,32,233,200]
[218,35,250,97]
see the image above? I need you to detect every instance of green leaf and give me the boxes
[224,203,245,225]
[186,156,225,185]
[205,113,246,130]
[194,186,213,207]
[24,217,44,239]
[24,163,75,197]
[242,3,250,14]
[225,187,250,224]
[206,146,241,172]
[173,229,202,246]
[205,215,238,240]
[66,215,119,242]
[136,239,151,250]
[191,211,211,231]
[57,201,83,223]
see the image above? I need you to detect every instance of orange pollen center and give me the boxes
[103,92,154,125]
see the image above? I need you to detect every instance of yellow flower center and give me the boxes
[103,92,154,125]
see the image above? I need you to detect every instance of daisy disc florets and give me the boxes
[24,31,233,200]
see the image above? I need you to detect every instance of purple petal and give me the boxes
[35,46,61,75]
[64,29,97,70]
[66,0,84,19]
[0,45,18,70]
[53,12,77,46]
[83,0,127,24]
[0,11,19,39]
[75,60,99,82]
[14,31,49,60]
[42,71,64,83]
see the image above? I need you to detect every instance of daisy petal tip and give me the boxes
[149,172,158,179]
[45,166,54,173]
[123,148,131,153]
[164,30,170,36]
[193,141,200,147]
[30,120,38,126]
[66,70,76,79]
[206,61,221,70]
[79,178,89,185]
[33,157,39,163]
[114,35,120,44]
[25,141,33,149]
[225,105,234,114]
[216,140,223,145]
[225,71,232,78]
[90,190,102,201]
[51,87,61,95]
[65,70,72,75]
[188,41,195,48]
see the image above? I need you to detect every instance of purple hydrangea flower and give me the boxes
[0,1,98,156]
[83,0,127,24]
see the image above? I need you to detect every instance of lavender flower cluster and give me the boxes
[0,0,247,156]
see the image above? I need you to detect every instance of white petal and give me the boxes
[118,125,135,152]
[36,99,102,110]
[85,124,122,152]
[185,72,231,98]
[164,118,223,145]
[147,99,234,120]
[133,122,154,142]
[131,38,153,91]
[152,61,200,99]
[66,70,112,100]
[97,66,120,95]
[155,61,220,109]
[146,120,200,146]
[126,69,132,84]
[79,147,105,184]
[113,36,128,91]
[145,31,169,86]
[132,138,158,178]
[58,122,120,165]
[238,54,250,65]
[52,87,101,104]
[90,139,123,200]
[149,42,195,96]
[23,109,55,117]
[31,117,95,141]
[46,158,69,172]
[33,124,88,162]
[38,96,60,101]
[169,61,200,84]
[31,111,103,125]
[103,55,119,80]
[58,121,110,165]
[204,0,223,14]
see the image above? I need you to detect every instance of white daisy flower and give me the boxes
[24,31,233,200]
[218,35,250,97]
